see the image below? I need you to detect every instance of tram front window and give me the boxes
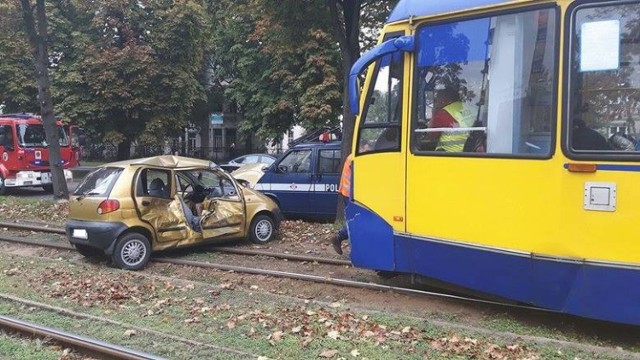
[357,37,404,155]
[412,8,557,156]
[568,2,640,155]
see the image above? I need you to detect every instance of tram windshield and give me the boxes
[412,8,557,156]
[568,2,640,154]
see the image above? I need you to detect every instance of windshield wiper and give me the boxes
[75,191,100,201]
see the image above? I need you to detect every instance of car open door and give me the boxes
[192,169,246,240]
[133,167,190,242]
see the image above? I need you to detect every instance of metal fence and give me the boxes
[81,144,284,163]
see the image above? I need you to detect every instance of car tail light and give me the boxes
[97,199,120,215]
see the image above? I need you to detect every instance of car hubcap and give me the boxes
[121,239,146,266]
[255,219,272,241]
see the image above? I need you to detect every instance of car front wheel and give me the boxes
[249,214,275,244]
[112,233,151,270]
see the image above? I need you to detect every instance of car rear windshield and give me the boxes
[73,167,123,197]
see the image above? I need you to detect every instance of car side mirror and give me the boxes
[278,165,288,173]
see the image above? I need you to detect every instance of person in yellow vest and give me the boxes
[428,87,475,152]
[332,153,353,255]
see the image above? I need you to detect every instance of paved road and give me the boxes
[4,180,80,199]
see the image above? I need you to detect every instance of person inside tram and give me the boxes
[571,119,611,151]
[427,85,475,152]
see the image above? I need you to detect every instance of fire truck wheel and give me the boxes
[0,175,6,195]
[42,184,53,193]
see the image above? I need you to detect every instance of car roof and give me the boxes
[291,140,341,150]
[236,153,275,158]
[105,155,216,169]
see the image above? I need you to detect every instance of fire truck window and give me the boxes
[17,124,69,147]
[0,126,12,147]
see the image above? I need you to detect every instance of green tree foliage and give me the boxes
[0,2,38,113]
[52,0,210,158]
[209,0,342,144]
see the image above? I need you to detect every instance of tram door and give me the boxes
[559,2,640,265]
[403,8,561,300]
[352,33,409,268]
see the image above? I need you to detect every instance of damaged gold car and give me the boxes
[65,155,282,270]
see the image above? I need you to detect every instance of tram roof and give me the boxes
[387,0,511,23]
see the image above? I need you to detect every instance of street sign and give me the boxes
[210,113,223,125]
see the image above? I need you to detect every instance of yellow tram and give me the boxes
[347,0,640,325]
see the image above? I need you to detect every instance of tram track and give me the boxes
[2,224,640,359]
[0,313,163,360]
[0,220,351,266]
[0,223,555,316]
[0,293,262,359]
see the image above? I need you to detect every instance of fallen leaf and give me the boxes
[291,326,302,333]
[269,331,284,341]
[350,349,360,357]
[327,330,340,340]
[123,329,136,337]
[319,349,339,358]
[329,302,342,308]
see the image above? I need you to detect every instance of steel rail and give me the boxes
[0,232,554,315]
[154,258,558,315]
[0,221,351,266]
[0,314,164,360]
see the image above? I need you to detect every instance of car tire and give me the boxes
[75,244,103,258]
[112,233,151,270]
[0,175,6,195]
[249,214,275,244]
[42,184,53,193]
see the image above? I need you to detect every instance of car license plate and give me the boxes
[72,229,88,239]
[41,172,51,183]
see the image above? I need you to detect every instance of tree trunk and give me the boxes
[20,0,69,200]
[327,0,362,220]
[117,139,131,161]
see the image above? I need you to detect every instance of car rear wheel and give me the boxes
[75,244,103,258]
[249,214,275,244]
[42,184,53,193]
[0,175,5,195]
[112,233,151,270]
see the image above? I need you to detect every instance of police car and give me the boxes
[234,128,342,221]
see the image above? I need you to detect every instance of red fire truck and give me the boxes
[0,113,84,194]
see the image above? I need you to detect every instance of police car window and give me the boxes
[278,149,312,173]
[318,150,341,174]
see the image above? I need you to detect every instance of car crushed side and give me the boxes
[65,155,281,270]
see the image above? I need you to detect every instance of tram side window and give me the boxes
[357,37,403,155]
[568,3,640,156]
[412,8,557,156]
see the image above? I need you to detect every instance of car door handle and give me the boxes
[141,200,150,206]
